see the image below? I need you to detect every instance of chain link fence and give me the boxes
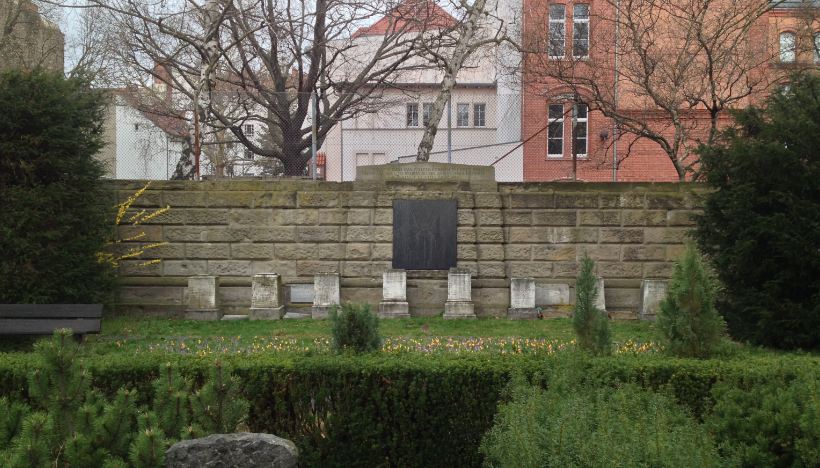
[96,90,524,182]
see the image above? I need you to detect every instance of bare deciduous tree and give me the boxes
[414,0,510,161]
[522,0,783,180]
[87,0,439,175]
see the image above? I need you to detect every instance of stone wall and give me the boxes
[111,178,704,318]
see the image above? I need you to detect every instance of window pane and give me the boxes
[457,103,469,127]
[548,4,566,57]
[549,104,564,120]
[573,4,589,19]
[780,32,796,63]
[573,104,588,156]
[548,123,563,156]
[406,104,419,126]
[573,22,589,57]
[474,103,486,127]
[574,103,588,119]
[422,103,433,126]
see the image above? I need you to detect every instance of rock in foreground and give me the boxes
[166,433,298,468]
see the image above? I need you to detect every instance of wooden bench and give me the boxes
[0,304,102,336]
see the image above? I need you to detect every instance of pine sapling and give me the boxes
[572,255,611,355]
[190,360,249,434]
[657,245,726,358]
[152,363,192,439]
[129,411,168,468]
[94,388,138,460]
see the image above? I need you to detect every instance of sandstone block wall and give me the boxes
[111,179,704,317]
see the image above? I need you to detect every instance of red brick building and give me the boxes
[520,0,818,182]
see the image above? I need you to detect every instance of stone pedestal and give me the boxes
[535,283,572,318]
[640,280,668,321]
[595,277,607,313]
[249,274,284,320]
[379,269,410,318]
[312,273,340,319]
[508,277,538,320]
[444,268,476,319]
[185,275,221,320]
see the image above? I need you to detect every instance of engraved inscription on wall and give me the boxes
[392,199,457,270]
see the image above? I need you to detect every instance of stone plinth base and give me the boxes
[379,302,410,319]
[443,301,476,319]
[249,307,284,320]
[312,306,335,320]
[508,307,539,320]
[283,311,311,320]
[185,309,222,321]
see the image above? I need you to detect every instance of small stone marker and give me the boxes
[249,274,284,320]
[185,275,221,320]
[312,272,340,319]
[595,277,607,313]
[508,277,538,320]
[443,268,476,319]
[166,433,298,468]
[283,283,313,320]
[535,283,571,306]
[379,269,410,318]
[640,280,668,320]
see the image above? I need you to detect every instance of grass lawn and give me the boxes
[2,316,660,356]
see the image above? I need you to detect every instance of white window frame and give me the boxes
[572,103,588,158]
[573,4,590,59]
[406,103,419,127]
[473,103,486,127]
[548,4,566,59]
[547,104,564,158]
[422,102,434,127]
[780,32,796,63]
[456,103,470,127]
[814,32,819,63]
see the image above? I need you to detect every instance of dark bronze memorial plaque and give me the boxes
[392,199,457,270]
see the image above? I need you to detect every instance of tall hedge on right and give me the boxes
[0,70,113,303]
[695,73,820,350]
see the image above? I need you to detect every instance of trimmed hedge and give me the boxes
[0,352,816,467]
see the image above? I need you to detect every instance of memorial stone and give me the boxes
[595,277,607,313]
[249,274,284,320]
[444,268,476,319]
[640,280,668,320]
[393,199,457,271]
[312,273,340,319]
[508,277,538,320]
[185,275,221,320]
[535,283,571,306]
[379,269,410,318]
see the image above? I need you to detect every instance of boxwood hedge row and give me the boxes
[0,351,816,467]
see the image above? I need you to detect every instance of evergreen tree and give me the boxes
[695,73,820,349]
[657,245,726,358]
[128,412,168,468]
[190,360,249,434]
[152,363,191,439]
[0,70,114,304]
[572,255,611,356]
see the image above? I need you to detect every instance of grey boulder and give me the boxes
[166,433,298,468]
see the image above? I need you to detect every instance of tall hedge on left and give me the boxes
[0,70,114,303]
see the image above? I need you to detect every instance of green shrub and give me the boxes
[0,331,249,467]
[480,375,721,467]
[657,245,726,358]
[1,343,817,467]
[330,303,381,353]
[0,70,114,303]
[707,373,819,467]
[572,255,611,355]
[695,73,820,350]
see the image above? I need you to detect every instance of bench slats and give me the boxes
[0,319,101,335]
[0,304,103,319]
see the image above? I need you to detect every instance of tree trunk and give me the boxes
[416,0,488,162]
